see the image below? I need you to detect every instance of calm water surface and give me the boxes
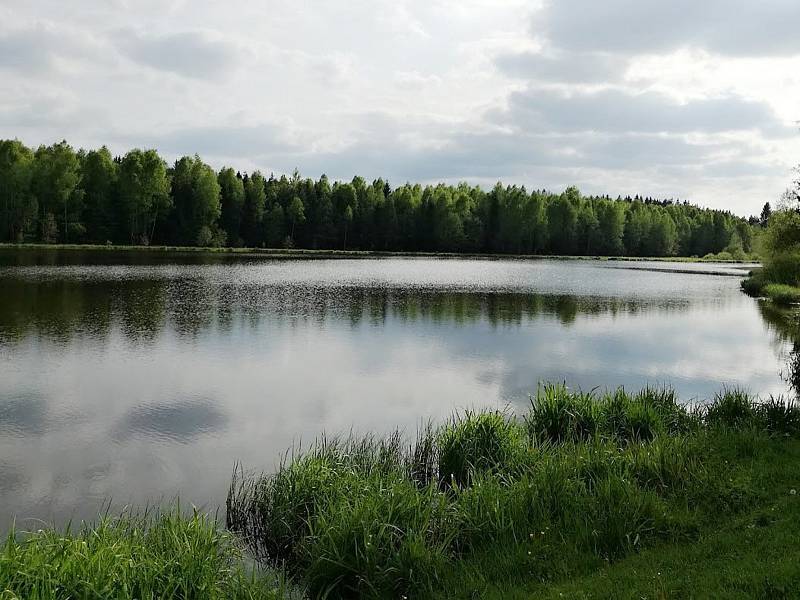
[0,252,794,529]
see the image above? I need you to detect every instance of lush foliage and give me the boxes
[0,139,754,256]
[741,169,800,304]
[227,385,800,599]
[0,508,286,599]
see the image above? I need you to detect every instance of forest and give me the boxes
[0,139,757,257]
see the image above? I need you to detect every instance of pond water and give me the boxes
[0,251,795,529]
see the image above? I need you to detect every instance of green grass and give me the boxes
[0,508,288,600]
[441,432,800,599]
[762,284,800,306]
[741,269,800,305]
[227,386,800,599]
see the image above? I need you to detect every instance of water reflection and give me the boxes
[115,398,228,444]
[0,256,791,530]
[1,277,699,346]
[758,302,800,396]
[0,394,48,437]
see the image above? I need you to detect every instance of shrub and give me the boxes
[763,250,800,287]
[741,271,765,297]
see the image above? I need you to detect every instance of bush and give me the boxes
[741,271,765,296]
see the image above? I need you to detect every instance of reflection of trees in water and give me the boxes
[0,274,695,347]
[757,302,800,397]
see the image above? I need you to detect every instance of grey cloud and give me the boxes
[495,51,627,83]
[279,127,726,184]
[533,0,800,56]
[701,159,785,179]
[495,88,784,135]
[125,123,298,160]
[0,26,98,73]
[115,29,242,79]
[0,29,56,71]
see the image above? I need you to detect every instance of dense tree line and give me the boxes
[0,139,755,257]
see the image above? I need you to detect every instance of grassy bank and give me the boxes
[227,385,800,599]
[0,508,289,599]
[3,386,798,599]
[742,268,800,306]
[0,242,758,263]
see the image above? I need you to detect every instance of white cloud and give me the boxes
[0,0,797,216]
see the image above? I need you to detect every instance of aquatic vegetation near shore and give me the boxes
[0,508,287,600]
[227,386,800,599]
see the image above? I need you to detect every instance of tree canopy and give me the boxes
[0,138,757,258]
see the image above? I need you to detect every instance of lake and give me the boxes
[0,251,795,530]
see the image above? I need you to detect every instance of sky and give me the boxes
[1,0,798,217]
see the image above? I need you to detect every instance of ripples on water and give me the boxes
[0,253,791,529]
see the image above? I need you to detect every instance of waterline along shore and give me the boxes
[3,385,800,599]
[0,242,758,264]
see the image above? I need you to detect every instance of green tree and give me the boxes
[241,172,266,247]
[287,195,306,242]
[79,147,118,243]
[265,203,286,247]
[595,201,625,255]
[118,149,171,245]
[547,190,578,254]
[170,156,222,246]
[31,141,83,243]
[332,183,356,249]
[218,168,245,246]
[0,140,36,242]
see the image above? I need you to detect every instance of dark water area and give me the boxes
[0,250,795,530]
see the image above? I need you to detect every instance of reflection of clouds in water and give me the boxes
[0,393,47,436]
[0,257,790,529]
[0,462,27,492]
[115,398,228,444]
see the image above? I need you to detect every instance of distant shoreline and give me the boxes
[0,243,759,264]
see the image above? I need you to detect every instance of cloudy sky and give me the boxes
[1,0,798,216]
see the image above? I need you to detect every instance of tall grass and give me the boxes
[228,386,800,599]
[0,507,286,600]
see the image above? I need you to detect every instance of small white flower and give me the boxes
[790,489,797,496]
